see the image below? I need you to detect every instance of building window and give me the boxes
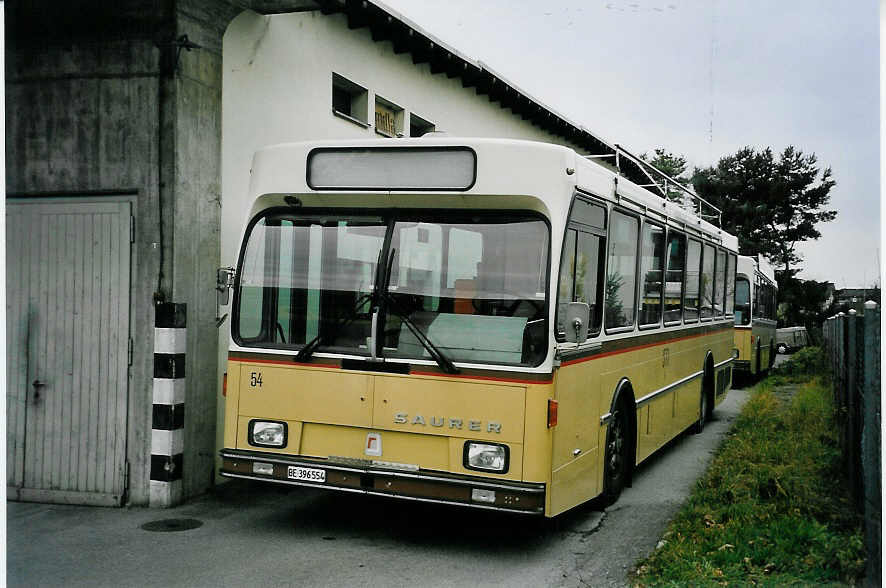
[332,73,369,126]
[410,113,436,137]
[374,95,404,137]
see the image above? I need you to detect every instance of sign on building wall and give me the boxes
[375,102,397,136]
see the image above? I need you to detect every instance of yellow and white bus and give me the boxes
[218,138,738,517]
[733,255,777,378]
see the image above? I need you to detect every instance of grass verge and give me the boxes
[632,350,864,586]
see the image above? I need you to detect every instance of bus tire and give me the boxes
[692,385,707,434]
[602,396,631,505]
[702,354,715,421]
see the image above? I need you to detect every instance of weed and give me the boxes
[632,375,865,586]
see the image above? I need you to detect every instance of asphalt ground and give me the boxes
[6,385,751,588]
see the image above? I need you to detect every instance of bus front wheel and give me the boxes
[603,400,630,504]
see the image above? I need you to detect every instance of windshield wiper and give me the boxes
[294,292,372,363]
[377,248,459,375]
[296,247,389,363]
[295,245,460,375]
[380,292,460,375]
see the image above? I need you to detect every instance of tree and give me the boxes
[642,148,690,183]
[777,276,833,341]
[604,271,626,327]
[641,148,691,204]
[692,146,837,289]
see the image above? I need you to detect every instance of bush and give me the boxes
[773,346,828,379]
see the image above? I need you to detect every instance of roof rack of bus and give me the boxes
[584,144,722,227]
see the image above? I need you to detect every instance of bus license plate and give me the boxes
[287,466,326,483]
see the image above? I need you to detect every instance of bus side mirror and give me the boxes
[217,267,235,307]
[564,302,590,344]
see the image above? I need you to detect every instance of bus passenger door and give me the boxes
[550,363,602,515]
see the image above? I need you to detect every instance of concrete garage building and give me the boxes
[6,0,653,507]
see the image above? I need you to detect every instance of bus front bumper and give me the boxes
[220,449,546,515]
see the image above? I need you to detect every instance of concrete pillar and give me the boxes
[161,0,245,502]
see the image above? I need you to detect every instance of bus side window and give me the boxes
[639,222,665,326]
[685,239,702,323]
[700,243,715,319]
[715,248,727,317]
[576,231,605,336]
[663,231,685,324]
[725,253,736,316]
[557,197,607,340]
[755,275,762,319]
[605,211,639,331]
[237,218,272,340]
[556,229,577,338]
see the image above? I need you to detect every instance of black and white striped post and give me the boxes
[151,302,186,507]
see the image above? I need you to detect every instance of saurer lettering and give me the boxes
[394,412,502,433]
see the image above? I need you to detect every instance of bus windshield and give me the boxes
[734,277,750,326]
[234,210,549,367]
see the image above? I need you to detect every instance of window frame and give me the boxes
[699,242,716,321]
[725,253,737,317]
[715,247,727,317]
[409,113,436,137]
[734,275,751,326]
[684,237,702,324]
[374,94,404,138]
[604,206,641,335]
[555,192,608,343]
[638,219,666,330]
[662,228,687,327]
[331,72,370,127]
[232,206,553,368]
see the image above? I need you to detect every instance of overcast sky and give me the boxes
[381,0,880,288]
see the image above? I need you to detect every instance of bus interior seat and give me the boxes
[453,278,476,314]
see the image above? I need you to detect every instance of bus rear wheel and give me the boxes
[603,401,630,504]
[692,387,707,434]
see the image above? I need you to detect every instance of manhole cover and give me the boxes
[140,518,204,532]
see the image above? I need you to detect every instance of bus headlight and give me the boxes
[463,442,509,473]
[249,420,287,448]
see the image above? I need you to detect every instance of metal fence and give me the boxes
[822,302,880,584]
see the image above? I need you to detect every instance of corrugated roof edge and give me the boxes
[311,0,718,222]
[313,1,624,166]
